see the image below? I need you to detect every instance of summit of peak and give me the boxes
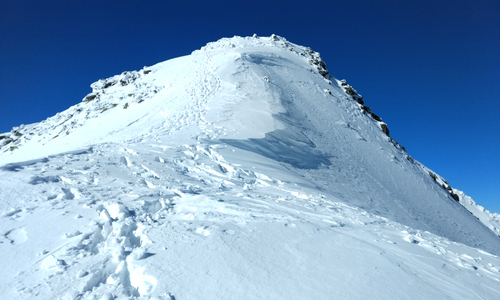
[194,34,330,78]
[194,34,292,52]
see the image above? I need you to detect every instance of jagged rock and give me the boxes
[379,122,390,136]
[103,81,115,88]
[370,113,382,122]
[362,106,371,114]
[442,183,452,191]
[308,56,329,77]
[451,192,460,202]
[344,86,357,96]
[429,172,437,182]
[83,93,97,102]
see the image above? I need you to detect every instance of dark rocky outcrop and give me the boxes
[379,122,390,137]
[370,113,382,122]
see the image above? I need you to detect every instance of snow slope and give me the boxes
[1,35,499,299]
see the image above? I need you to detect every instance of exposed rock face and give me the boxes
[338,79,390,137]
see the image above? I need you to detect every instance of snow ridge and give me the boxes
[0,67,161,154]
[194,34,330,77]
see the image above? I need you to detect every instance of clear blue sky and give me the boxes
[1,0,499,213]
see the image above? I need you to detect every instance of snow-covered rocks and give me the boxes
[195,34,331,78]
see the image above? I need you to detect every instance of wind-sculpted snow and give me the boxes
[1,35,499,299]
[223,134,331,169]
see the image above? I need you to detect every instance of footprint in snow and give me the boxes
[3,208,22,218]
[5,227,28,245]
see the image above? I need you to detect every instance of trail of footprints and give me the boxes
[2,142,288,299]
[152,52,224,140]
[2,141,500,298]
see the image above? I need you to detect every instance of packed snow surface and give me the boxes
[1,35,499,299]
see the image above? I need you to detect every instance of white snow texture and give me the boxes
[1,35,499,299]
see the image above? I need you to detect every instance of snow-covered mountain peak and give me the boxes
[195,34,330,76]
[0,34,332,163]
[1,35,498,242]
[196,34,303,54]
[1,35,500,299]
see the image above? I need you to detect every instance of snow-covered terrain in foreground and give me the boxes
[1,35,499,299]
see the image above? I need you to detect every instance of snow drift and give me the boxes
[1,35,499,299]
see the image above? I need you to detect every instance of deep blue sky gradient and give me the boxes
[1,0,499,212]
